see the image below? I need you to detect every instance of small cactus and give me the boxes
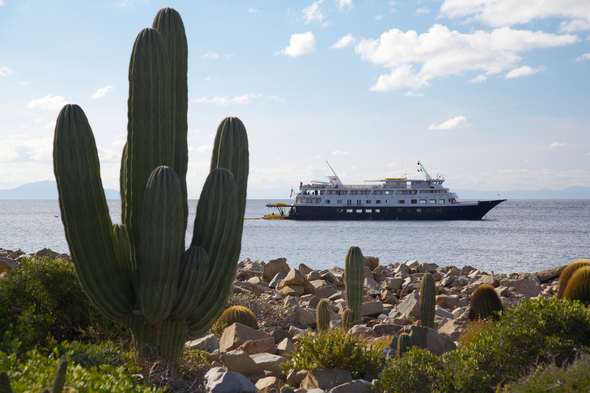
[468,284,503,321]
[344,246,365,327]
[316,299,331,332]
[52,359,68,393]
[420,273,436,329]
[0,371,13,393]
[342,308,354,333]
[563,266,590,305]
[397,332,412,358]
[215,305,258,335]
[557,259,590,299]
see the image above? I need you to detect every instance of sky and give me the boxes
[0,0,589,199]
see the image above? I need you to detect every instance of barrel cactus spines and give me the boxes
[557,259,590,299]
[468,284,504,321]
[563,266,590,305]
[420,273,436,329]
[397,332,412,358]
[344,246,365,327]
[316,299,331,332]
[53,7,249,364]
[342,308,354,333]
[214,305,258,336]
[52,359,68,393]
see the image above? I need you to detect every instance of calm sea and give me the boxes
[1,199,589,274]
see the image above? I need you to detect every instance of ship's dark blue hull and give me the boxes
[286,199,506,220]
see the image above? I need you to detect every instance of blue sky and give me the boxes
[1,0,589,198]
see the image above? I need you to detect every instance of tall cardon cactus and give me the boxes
[53,8,249,363]
[344,246,364,327]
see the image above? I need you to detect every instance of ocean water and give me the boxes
[1,199,589,274]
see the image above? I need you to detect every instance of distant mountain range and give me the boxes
[1,181,590,200]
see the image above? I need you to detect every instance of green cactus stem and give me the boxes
[468,284,504,321]
[342,308,354,333]
[344,246,364,327]
[316,299,331,332]
[0,371,13,393]
[397,332,412,358]
[420,273,436,329]
[557,259,590,299]
[215,305,259,336]
[52,359,68,393]
[53,7,248,365]
[564,266,590,305]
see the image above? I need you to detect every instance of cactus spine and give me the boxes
[342,308,354,333]
[557,259,590,299]
[53,8,248,363]
[468,284,504,321]
[420,273,436,329]
[344,246,364,327]
[397,332,412,358]
[563,266,590,305]
[316,299,331,332]
[215,305,259,335]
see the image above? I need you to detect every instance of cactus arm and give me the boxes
[342,308,354,333]
[137,166,184,325]
[397,333,412,358]
[52,359,68,393]
[344,246,364,326]
[124,27,174,248]
[53,104,134,324]
[171,246,209,320]
[420,273,436,329]
[152,8,189,230]
[187,168,240,338]
[317,299,331,331]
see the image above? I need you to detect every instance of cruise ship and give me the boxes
[267,161,505,220]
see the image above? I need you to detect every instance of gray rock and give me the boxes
[396,291,420,318]
[302,369,352,391]
[186,331,219,352]
[269,272,287,289]
[263,258,290,282]
[328,379,374,393]
[203,367,259,393]
[361,301,384,316]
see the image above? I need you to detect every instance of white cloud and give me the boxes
[204,51,219,59]
[505,65,541,78]
[91,85,114,99]
[416,7,431,15]
[332,150,350,155]
[428,116,471,130]
[264,95,286,105]
[331,34,355,49]
[97,147,119,161]
[225,54,235,59]
[405,91,424,97]
[550,142,566,147]
[0,136,53,162]
[388,162,397,168]
[191,94,262,105]
[0,66,13,77]
[193,144,213,153]
[468,74,487,83]
[559,19,590,33]
[276,32,316,57]
[303,0,324,24]
[248,7,262,13]
[440,0,590,30]
[44,122,56,129]
[576,53,590,61]
[354,24,578,91]
[337,0,353,10]
[0,1,4,8]
[25,95,68,110]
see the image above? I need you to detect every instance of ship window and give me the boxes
[325,199,330,204]
[407,208,411,212]
[385,191,390,195]
[429,199,436,204]
[417,208,422,212]
[366,209,372,213]
[336,209,343,213]
[347,209,353,213]
[420,199,427,204]
[366,200,371,204]
[436,208,441,212]
[375,209,380,213]
[439,199,445,204]
[398,208,402,212]
[356,209,363,213]
[411,199,417,204]
[347,200,352,206]
[357,200,361,206]
[398,200,405,204]
[427,208,431,212]
[337,200,342,204]
[376,200,381,204]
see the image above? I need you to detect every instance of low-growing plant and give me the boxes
[0,257,129,354]
[281,328,385,379]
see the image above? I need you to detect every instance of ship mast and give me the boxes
[417,160,433,180]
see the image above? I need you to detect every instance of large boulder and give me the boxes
[301,369,353,391]
[329,379,374,393]
[280,268,316,295]
[263,258,290,282]
[203,367,258,393]
[396,291,421,318]
[219,323,271,353]
[364,256,379,270]
[499,278,542,298]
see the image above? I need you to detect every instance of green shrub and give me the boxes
[377,297,590,392]
[0,341,162,392]
[280,329,385,378]
[0,257,129,354]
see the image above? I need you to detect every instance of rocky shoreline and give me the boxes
[0,248,568,393]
